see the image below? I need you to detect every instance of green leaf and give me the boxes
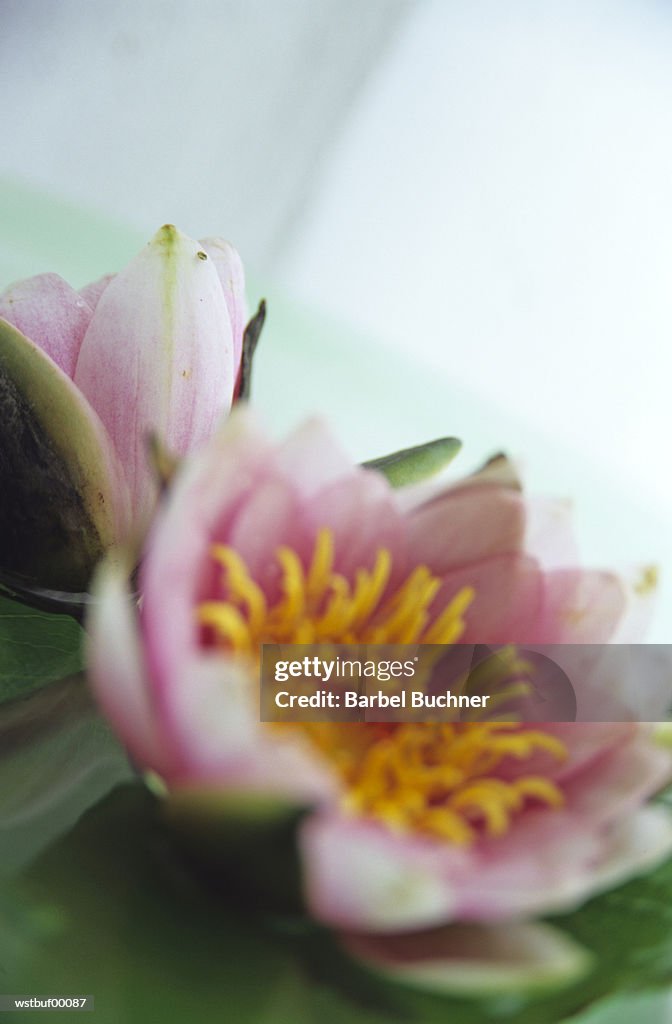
[8,785,310,1024]
[6,781,672,1024]
[0,675,132,875]
[363,437,462,487]
[0,591,85,702]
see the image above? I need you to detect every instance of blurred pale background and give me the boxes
[1,0,670,639]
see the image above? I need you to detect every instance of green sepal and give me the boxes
[363,437,462,487]
[235,299,266,402]
[0,317,123,590]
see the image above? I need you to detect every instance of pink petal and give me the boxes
[274,417,358,499]
[396,453,521,515]
[88,559,175,776]
[341,922,590,995]
[432,553,545,644]
[226,475,307,598]
[301,813,460,932]
[161,651,337,803]
[538,569,627,643]
[198,237,246,374]
[79,273,115,311]
[451,803,672,921]
[406,484,526,574]
[305,470,406,583]
[525,498,579,570]
[157,651,264,777]
[577,806,672,894]
[0,272,93,378]
[141,409,272,706]
[225,450,405,601]
[562,727,672,821]
[218,418,402,586]
[301,776,672,930]
[74,225,235,525]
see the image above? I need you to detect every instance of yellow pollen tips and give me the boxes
[307,527,334,598]
[306,721,567,843]
[196,527,474,649]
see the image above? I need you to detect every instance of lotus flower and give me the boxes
[88,411,672,991]
[0,226,245,590]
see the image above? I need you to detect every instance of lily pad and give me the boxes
[5,781,672,1024]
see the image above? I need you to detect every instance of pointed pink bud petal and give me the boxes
[0,318,130,589]
[79,273,115,312]
[341,922,591,995]
[198,237,246,372]
[0,273,93,378]
[74,225,235,525]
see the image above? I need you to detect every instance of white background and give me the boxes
[278,0,672,517]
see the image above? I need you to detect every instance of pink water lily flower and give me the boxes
[0,226,245,589]
[89,411,672,992]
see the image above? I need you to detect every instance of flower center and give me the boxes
[198,527,474,649]
[197,528,566,843]
[302,721,565,843]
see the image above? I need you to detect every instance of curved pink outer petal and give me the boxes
[340,920,590,995]
[302,814,463,932]
[74,225,235,526]
[0,272,93,378]
[199,237,247,377]
[88,559,175,777]
[79,273,115,311]
[524,497,579,570]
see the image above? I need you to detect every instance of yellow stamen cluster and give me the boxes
[196,527,566,843]
[303,721,565,843]
[198,527,474,649]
